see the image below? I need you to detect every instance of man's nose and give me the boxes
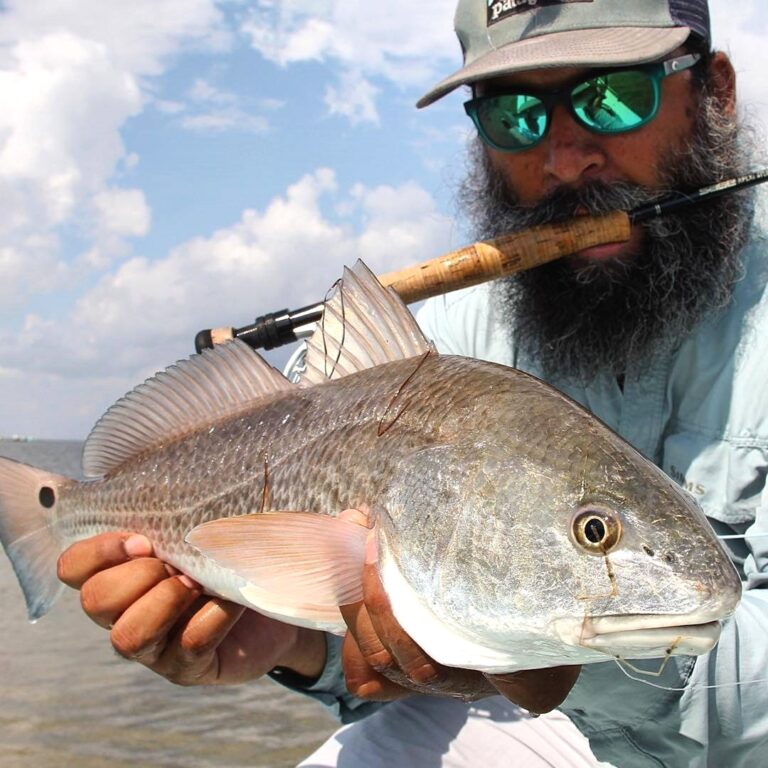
[541,105,607,189]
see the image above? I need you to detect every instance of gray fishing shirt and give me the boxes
[287,211,768,767]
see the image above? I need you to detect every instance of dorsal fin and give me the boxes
[82,340,292,478]
[300,260,434,386]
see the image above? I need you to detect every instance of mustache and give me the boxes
[499,180,665,231]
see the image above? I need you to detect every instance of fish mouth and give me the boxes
[559,614,724,658]
[584,612,724,635]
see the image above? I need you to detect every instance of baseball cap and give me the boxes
[417,0,711,108]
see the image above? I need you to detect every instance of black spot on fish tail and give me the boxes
[39,487,56,509]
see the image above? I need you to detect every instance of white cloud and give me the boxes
[0,0,228,76]
[2,169,452,385]
[0,366,136,442]
[0,32,142,229]
[350,181,456,268]
[188,78,236,104]
[1,170,452,437]
[241,0,458,123]
[180,109,270,134]
[74,187,152,270]
[154,98,186,115]
[171,78,273,134]
[242,0,456,83]
[0,0,228,306]
[710,0,768,130]
[0,234,67,311]
[92,188,151,239]
[324,71,380,125]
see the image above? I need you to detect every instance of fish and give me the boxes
[0,261,742,673]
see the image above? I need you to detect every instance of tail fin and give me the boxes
[0,456,74,621]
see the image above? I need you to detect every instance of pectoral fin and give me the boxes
[186,512,368,632]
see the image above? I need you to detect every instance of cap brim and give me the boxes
[417,26,691,108]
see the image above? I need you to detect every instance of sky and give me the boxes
[1,0,767,440]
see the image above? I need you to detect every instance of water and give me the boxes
[0,439,336,768]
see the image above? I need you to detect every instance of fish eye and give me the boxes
[571,506,622,556]
[39,486,56,508]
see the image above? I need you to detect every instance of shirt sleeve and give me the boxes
[268,634,385,724]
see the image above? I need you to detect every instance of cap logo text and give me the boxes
[487,0,592,27]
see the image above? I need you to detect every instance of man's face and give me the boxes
[460,53,753,382]
[475,58,700,266]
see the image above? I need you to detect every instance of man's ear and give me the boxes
[706,52,737,117]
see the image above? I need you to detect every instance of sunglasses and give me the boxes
[464,53,701,153]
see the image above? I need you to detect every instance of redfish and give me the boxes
[0,262,741,672]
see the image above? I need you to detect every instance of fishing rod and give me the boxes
[195,170,768,354]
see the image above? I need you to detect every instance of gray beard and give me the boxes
[459,91,756,383]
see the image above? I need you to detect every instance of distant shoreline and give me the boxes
[0,438,84,477]
[0,436,82,443]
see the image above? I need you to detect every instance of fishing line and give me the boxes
[377,350,432,437]
[717,533,768,541]
[613,658,768,692]
[321,279,345,380]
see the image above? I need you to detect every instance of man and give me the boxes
[58,0,768,765]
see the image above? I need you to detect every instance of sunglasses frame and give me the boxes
[464,53,702,153]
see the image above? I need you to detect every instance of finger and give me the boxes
[338,532,412,682]
[158,598,247,684]
[109,576,201,665]
[58,532,153,588]
[339,598,399,676]
[341,628,415,701]
[361,560,442,687]
[342,541,494,700]
[79,558,176,629]
[486,665,582,714]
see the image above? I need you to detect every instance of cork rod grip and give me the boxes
[377,210,631,304]
[197,210,632,351]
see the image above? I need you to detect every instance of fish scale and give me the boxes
[56,356,470,583]
[0,261,743,672]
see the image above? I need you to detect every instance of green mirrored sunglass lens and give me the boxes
[479,95,546,148]
[572,72,655,131]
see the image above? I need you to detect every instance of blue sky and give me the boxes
[1,0,767,439]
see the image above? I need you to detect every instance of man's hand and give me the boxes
[339,547,581,713]
[57,532,326,686]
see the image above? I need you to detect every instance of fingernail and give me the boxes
[365,532,378,565]
[124,535,152,558]
[410,662,441,686]
[177,574,200,591]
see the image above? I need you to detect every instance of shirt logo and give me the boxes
[487,0,593,27]
[668,465,706,497]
